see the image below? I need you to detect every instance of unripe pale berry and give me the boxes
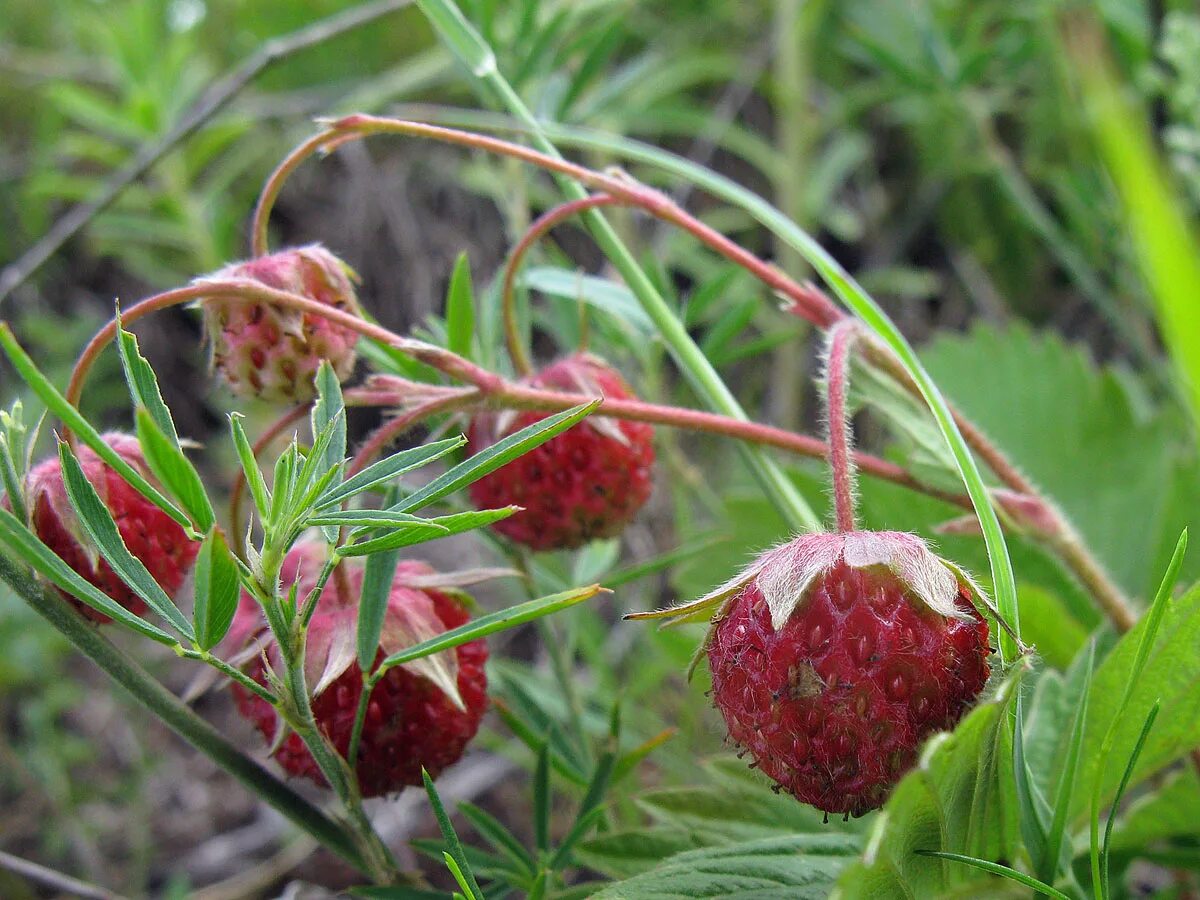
[198,245,361,402]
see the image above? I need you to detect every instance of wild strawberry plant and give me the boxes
[1,1,1199,898]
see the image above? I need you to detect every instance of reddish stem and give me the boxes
[824,321,861,532]
[64,280,503,417]
[251,116,844,329]
[356,375,969,510]
[501,193,624,376]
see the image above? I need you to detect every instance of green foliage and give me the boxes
[832,667,1023,898]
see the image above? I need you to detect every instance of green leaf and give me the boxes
[230,413,270,518]
[392,402,598,514]
[921,325,1188,599]
[590,835,860,899]
[357,548,400,671]
[115,315,178,445]
[0,506,175,644]
[312,361,347,542]
[311,510,438,529]
[446,252,476,359]
[0,323,192,534]
[378,584,602,672]
[339,507,516,556]
[834,666,1024,897]
[422,769,485,900]
[1038,641,1093,884]
[316,437,466,509]
[57,441,194,641]
[135,408,215,533]
[1060,582,1200,821]
[192,528,240,651]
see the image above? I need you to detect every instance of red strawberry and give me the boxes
[705,531,990,816]
[467,353,654,550]
[8,433,199,623]
[229,545,488,797]
[198,244,361,402]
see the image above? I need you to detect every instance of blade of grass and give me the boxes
[1039,641,1094,885]
[915,852,1072,899]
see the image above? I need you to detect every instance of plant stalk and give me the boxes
[0,554,367,875]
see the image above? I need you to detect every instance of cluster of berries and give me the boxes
[6,242,991,815]
[5,246,657,796]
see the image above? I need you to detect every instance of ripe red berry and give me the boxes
[230,545,488,797]
[706,531,990,816]
[9,433,199,624]
[198,245,361,402]
[467,353,654,550]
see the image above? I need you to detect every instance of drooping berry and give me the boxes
[9,433,199,623]
[705,531,990,816]
[198,244,361,402]
[229,544,488,797]
[467,353,654,550]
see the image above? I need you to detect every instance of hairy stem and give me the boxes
[0,554,367,874]
[824,322,861,533]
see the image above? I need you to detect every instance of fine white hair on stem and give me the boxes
[822,320,863,533]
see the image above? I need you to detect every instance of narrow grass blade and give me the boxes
[1090,529,1186,894]
[915,852,1071,899]
[1102,702,1161,898]
[1040,641,1094,885]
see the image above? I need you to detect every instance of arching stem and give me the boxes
[824,321,861,533]
[251,116,844,329]
[501,193,623,376]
